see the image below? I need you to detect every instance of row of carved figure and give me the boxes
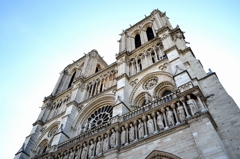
[39,95,203,159]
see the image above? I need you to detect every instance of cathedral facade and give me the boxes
[15,9,240,159]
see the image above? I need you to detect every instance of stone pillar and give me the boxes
[180,97,191,118]
[142,115,148,138]
[194,93,207,112]
[115,127,120,148]
[161,108,169,130]
[89,83,94,98]
[135,58,139,73]
[152,112,158,134]
[124,124,129,146]
[133,120,138,142]
[171,103,180,125]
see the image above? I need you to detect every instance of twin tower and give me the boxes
[15,9,240,159]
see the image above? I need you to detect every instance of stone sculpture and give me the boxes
[68,149,75,159]
[138,119,144,139]
[83,121,89,133]
[110,129,116,148]
[63,151,68,159]
[156,111,164,130]
[88,140,95,159]
[144,93,149,104]
[103,134,108,151]
[74,146,81,159]
[166,107,174,127]
[177,102,186,122]
[95,137,102,156]
[129,123,135,142]
[121,126,126,145]
[147,115,154,134]
[81,143,88,159]
[187,95,198,116]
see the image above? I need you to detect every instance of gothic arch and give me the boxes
[129,71,173,105]
[142,21,153,31]
[154,81,176,97]
[34,121,60,151]
[72,94,115,136]
[145,150,181,159]
[134,92,152,107]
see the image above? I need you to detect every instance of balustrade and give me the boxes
[35,87,207,159]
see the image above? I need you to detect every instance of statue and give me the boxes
[156,111,164,130]
[138,119,144,139]
[81,143,88,159]
[69,149,75,159]
[110,129,116,148]
[166,107,174,127]
[103,134,108,151]
[88,140,95,159]
[78,124,83,135]
[95,137,102,156]
[129,123,135,142]
[63,151,68,159]
[83,121,89,133]
[36,146,41,155]
[177,102,186,122]
[74,146,81,159]
[144,93,149,104]
[147,115,154,134]
[57,154,61,159]
[121,126,126,145]
[187,95,198,116]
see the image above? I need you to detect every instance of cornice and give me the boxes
[116,73,129,81]
[164,45,178,54]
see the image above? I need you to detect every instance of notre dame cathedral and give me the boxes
[14,9,240,159]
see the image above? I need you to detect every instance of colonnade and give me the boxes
[128,47,165,76]
[85,71,117,99]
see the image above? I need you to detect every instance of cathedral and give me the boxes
[14,9,240,159]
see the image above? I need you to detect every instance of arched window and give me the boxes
[151,52,155,63]
[95,64,101,73]
[68,71,76,88]
[146,27,154,41]
[162,90,172,97]
[138,59,142,71]
[135,34,142,48]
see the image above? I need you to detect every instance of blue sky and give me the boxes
[1,1,240,158]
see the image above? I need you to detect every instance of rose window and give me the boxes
[143,77,158,90]
[88,106,113,129]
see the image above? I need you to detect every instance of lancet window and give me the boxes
[68,71,76,88]
[146,27,154,41]
[135,34,142,48]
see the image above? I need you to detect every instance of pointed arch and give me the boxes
[129,71,174,105]
[135,34,142,48]
[145,150,181,159]
[146,27,154,41]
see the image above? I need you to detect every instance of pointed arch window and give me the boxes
[68,71,76,88]
[135,34,142,48]
[146,27,154,41]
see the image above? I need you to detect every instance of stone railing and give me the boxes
[34,86,207,159]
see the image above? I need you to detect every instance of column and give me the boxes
[89,83,94,98]
[196,94,207,112]
[124,124,129,146]
[133,120,138,142]
[152,112,158,134]
[135,58,139,73]
[161,108,169,130]
[153,50,159,61]
[171,103,180,125]
[115,127,120,148]
[105,75,109,90]
[142,115,148,138]
[180,97,191,118]
[98,78,103,93]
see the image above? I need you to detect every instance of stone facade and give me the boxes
[14,9,240,159]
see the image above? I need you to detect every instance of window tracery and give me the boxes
[143,77,158,90]
[87,106,113,129]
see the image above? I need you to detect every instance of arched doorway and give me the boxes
[145,150,181,159]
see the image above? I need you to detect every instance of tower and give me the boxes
[15,9,240,159]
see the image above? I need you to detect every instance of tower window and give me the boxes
[68,71,76,88]
[146,27,154,41]
[135,34,142,48]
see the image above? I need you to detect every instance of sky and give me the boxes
[1,1,240,158]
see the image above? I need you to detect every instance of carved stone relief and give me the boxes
[143,77,158,90]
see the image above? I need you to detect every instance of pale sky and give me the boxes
[1,1,240,158]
